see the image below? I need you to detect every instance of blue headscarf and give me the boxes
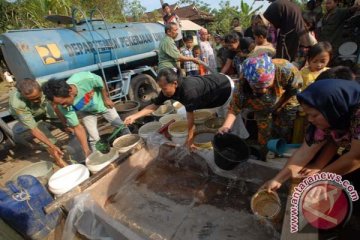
[297,79,360,130]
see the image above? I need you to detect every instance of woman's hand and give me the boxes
[218,126,231,134]
[124,115,137,125]
[261,179,282,193]
[299,163,322,177]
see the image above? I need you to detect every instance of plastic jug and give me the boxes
[0,175,60,239]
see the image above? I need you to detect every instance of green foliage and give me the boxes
[0,0,127,33]
[208,0,260,35]
[124,0,146,22]
[209,0,239,34]
[176,0,212,12]
[238,0,261,28]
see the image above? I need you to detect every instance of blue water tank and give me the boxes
[0,21,164,81]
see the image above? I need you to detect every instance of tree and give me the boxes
[124,0,146,22]
[208,0,261,35]
[208,0,239,34]
[144,10,162,23]
[238,0,261,29]
[176,0,212,13]
[0,0,128,33]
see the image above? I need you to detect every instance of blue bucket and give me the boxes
[267,138,287,155]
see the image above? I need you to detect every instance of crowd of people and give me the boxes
[7,1,360,220]
[149,0,360,208]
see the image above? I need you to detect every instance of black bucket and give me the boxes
[115,101,140,120]
[212,133,250,170]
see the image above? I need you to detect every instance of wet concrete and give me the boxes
[102,145,285,240]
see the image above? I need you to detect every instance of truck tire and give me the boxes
[128,74,160,108]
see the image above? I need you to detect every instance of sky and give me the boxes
[140,0,270,13]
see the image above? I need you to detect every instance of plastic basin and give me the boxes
[194,110,213,125]
[138,121,162,140]
[85,148,119,174]
[113,134,141,153]
[11,161,54,185]
[152,104,175,118]
[204,117,225,131]
[48,164,90,196]
[251,190,281,220]
[159,114,185,126]
[115,101,140,119]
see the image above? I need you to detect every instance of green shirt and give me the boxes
[158,35,181,71]
[58,72,106,127]
[9,90,56,129]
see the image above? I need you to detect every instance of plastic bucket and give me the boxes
[48,164,90,196]
[251,190,281,220]
[85,148,119,174]
[168,120,188,145]
[10,161,54,185]
[267,138,287,155]
[204,117,225,131]
[138,121,162,140]
[212,133,249,170]
[172,101,186,117]
[136,115,157,125]
[194,110,213,125]
[113,134,141,153]
[152,104,175,119]
[194,132,215,149]
[114,101,140,119]
[159,114,185,126]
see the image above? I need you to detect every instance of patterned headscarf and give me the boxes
[242,54,275,89]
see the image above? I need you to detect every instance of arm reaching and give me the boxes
[124,104,158,125]
[73,124,91,157]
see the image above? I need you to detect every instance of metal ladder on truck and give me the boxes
[72,7,128,101]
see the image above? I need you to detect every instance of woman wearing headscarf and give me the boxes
[219,54,302,157]
[263,0,309,61]
[263,79,360,193]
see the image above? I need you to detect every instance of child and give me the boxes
[192,45,204,75]
[249,25,276,57]
[300,42,332,90]
[181,36,199,76]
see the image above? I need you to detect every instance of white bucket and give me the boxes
[194,110,213,125]
[48,164,89,196]
[138,121,162,140]
[85,148,119,174]
[152,104,175,118]
[113,134,141,153]
[172,101,186,117]
[168,120,188,145]
[159,114,186,126]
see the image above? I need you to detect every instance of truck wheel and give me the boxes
[128,74,159,108]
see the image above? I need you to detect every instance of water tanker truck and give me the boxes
[0,10,165,143]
